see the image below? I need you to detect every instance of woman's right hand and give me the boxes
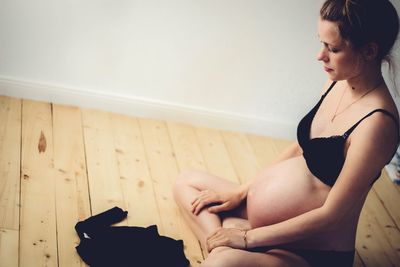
[190,188,245,215]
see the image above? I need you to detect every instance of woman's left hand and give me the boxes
[206,227,246,252]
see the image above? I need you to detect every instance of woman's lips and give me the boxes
[324,66,333,72]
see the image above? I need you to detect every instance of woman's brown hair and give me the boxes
[320,0,399,62]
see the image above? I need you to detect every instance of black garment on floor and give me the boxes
[75,207,190,267]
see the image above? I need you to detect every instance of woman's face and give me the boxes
[317,18,363,81]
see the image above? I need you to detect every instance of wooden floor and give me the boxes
[0,95,399,267]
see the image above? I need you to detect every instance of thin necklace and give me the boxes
[331,80,383,123]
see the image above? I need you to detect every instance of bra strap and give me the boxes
[343,109,399,140]
[321,81,337,99]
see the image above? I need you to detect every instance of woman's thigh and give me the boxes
[201,247,311,267]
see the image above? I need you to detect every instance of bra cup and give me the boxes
[303,137,346,187]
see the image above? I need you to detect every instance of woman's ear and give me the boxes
[362,42,379,61]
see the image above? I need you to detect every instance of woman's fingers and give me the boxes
[190,197,203,214]
[190,190,209,205]
[191,190,215,205]
[192,197,208,215]
[206,228,229,252]
[190,194,204,210]
[206,228,246,252]
[190,191,208,212]
[207,236,227,252]
[190,190,221,215]
[192,196,218,215]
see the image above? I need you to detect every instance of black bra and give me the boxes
[297,81,399,187]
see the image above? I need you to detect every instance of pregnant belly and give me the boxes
[247,157,330,228]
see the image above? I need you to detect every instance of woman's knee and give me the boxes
[173,170,237,207]
[173,170,202,202]
[174,170,197,189]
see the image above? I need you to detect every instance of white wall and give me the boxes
[0,0,398,139]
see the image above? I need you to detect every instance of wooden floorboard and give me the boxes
[0,96,20,267]
[20,100,58,266]
[0,96,21,230]
[373,172,400,228]
[53,105,91,267]
[0,95,399,267]
[356,190,400,267]
[195,127,239,183]
[0,228,19,267]
[82,109,127,216]
[110,113,161,228]
[221,131,260,184]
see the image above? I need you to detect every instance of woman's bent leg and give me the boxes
[201,247,311,267]
[173,171,311,267]
[173,170,241,249]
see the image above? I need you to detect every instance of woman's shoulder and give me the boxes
[350,89,398,148]
[347,84,398,151]
[372,83,399,122]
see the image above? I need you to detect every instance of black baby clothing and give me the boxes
[75,207,190,267]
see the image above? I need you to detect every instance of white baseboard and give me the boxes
[0,76,295,139]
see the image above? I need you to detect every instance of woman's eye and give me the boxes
[320,42,340,53]
[329,47,339,53]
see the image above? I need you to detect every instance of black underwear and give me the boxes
[288,247,355,267]
[250,246,354,267]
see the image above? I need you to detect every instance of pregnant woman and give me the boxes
[173,0,399,266]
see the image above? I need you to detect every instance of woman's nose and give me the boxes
[317,48,328,62]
